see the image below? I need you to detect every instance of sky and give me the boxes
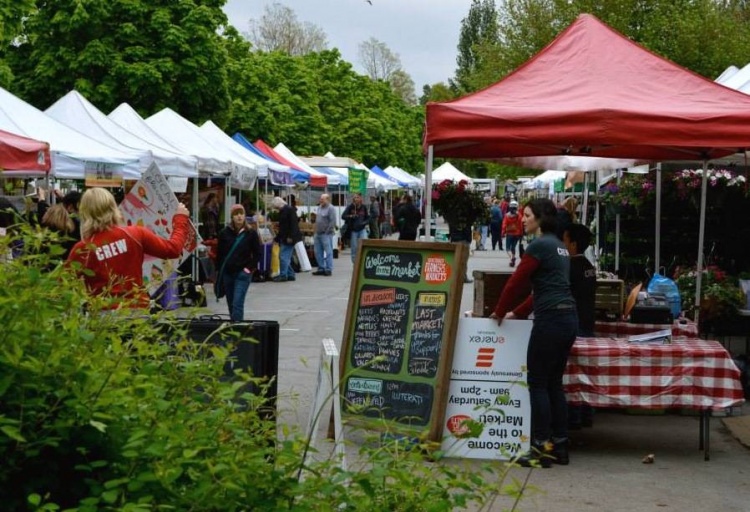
[222,0,471,92]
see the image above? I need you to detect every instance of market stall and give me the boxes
[424,12,750,327]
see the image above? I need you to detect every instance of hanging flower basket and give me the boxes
[431,179,489,233]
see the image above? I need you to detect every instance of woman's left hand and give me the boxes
[489,312,502,326]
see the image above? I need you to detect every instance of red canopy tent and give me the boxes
[0,129,51,173]
[424,14,750,324]
[426,14,750,162]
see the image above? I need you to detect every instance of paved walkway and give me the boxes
[200,240,750,512]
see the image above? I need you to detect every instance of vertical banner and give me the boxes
[441,317,532,460]
[119,163,197,294]
[348,167,368,196]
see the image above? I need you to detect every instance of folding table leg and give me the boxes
[699,410,710,461]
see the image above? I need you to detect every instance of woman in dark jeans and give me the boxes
[490,198,577,467]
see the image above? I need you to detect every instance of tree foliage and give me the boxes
[389,69,417,106]
[223,47,424,172]
[358,37,401,81]
[5,0,232,123]
[454,0,499,92]
[245,2,328,56]
[358,37,417,105]
[0,0,36,87]
[1,1,425,173]
[458,0,750,92]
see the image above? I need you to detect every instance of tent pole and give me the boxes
[581,172,589,225]
[694,160,709,327]
[593,170,599,270]
[615,170,621,274]
[424,145,434,241]
[654,163,662,275]
[192,177,200,282]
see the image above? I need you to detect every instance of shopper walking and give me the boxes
[312,193,336,276]
[216,204,262,322]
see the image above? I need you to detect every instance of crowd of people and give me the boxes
[3,183,596,468]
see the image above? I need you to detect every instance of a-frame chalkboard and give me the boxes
[338,239,467,442]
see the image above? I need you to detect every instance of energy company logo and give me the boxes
[475,347,495,368]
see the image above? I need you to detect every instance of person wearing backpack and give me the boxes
[502,200,523,267]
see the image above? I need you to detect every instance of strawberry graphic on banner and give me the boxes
[120,163,198,295]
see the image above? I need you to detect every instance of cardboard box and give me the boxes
[595,279,624,319]
[472,271,531,317]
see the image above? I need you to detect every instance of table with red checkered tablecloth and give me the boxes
[564,337,745,460]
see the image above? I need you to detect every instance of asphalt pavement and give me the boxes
[202,238,750,512]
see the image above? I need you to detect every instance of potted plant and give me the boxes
[673,265,745,332]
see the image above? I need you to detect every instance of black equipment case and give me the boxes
[160,315,280,419]
[630,295,673,324]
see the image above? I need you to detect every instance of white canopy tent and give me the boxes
[199,121,290,179]
[354,163,400,191]
[143,108,239,176]
[298,153,398,190]
[146,108,262,225]
[0,86,140,179]
[110,104,226,177]
[431,162,473,184]
[46,91,198,178]
[715,63,750,93]
[522,170,566,191]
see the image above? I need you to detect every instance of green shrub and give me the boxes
[0,228,520,511]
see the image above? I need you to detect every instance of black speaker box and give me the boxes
[160,315,279,419]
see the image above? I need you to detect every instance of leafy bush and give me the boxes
[0,227,518,511]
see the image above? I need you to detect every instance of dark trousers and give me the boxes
[222,270,252,322]
[490,222,502,250]
[527,308,578,443]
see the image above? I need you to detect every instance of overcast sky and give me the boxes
[222,0,470,92]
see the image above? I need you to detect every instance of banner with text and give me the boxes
[441,318,532,460]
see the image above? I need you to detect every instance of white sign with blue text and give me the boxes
[441,318,532,460]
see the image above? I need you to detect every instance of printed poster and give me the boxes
[441,318,532,460]
[119,163,197,294]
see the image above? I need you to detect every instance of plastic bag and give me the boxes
[294,241,312,272]
[647,273,681,318]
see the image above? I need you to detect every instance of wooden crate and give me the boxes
[472,271,532,317]
[595,279,624,319]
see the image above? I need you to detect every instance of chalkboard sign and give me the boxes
[339,239,467,441]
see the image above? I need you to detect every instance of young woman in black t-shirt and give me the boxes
[491,198,578,467]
